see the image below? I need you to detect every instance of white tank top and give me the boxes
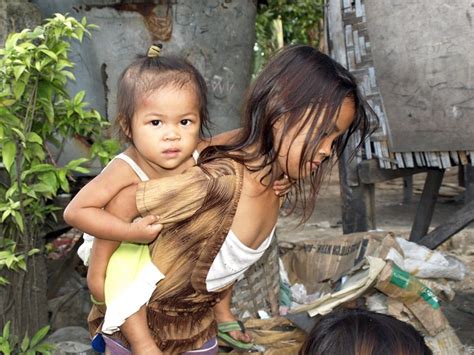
[206,227,275,292]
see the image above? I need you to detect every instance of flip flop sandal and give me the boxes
[217,321,254,351]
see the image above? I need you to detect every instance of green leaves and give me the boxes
[0,13,119,289]
[73,90,85,105]
[30,325,50,348]
[11,210,24,233]
[0,241,26,270]
[254,0,324,74]
[65,157,90,174]
[39,49,58,62]
[2,141,16,173]
[0,321,12,354]
[13,65,26,80]
[90,139,121,166]
[13,81,26,100]
[26,132,42,145]
[0,321,54,355]
[20,333,29,353]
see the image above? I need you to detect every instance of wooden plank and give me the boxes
[367,183,376,230]
[358,34,367,57]
[346,48,356,70]
[343,0,351,12]
[358,159,427,184]
[419,200,474,249]
[403,175,413,204]
[368,67,376,90]
[395,153,404,168]
[409,169,445,243]
[328,0,348,68]
[381,141,392,169]
[353,30,361,63]
[425,153,434,167]
[465,164,474,203]
[440,152,451,168]
[420,152,427,167]
[414,152,423,167]
[339,135,374,233]
[355,0,363,17]
[364,137,372,160]
[374,142,385,168]
[345,24,354,47]
[403,152,415,168]
[343,135,361,186]
[435,152,443,168]
[339,176,374,233]
[355,130,363,164]
[450,151,460,165]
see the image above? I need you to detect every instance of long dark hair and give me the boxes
[115,51,210,143]
[201,45,376,221]
[300,309,432,355]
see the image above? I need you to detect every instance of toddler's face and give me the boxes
[274,98,355,180]
[129,83,201,177]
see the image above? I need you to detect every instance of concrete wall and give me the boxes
[21,1,256,170]
[32,0,256,136]
[0,0,42,45]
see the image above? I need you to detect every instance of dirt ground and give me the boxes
[276,165,474,351]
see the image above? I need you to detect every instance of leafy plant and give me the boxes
[0,13,120,335]
[0,13,118,275]
[0,321,55,355]
[0,238,39,286]
[254,0,325,74]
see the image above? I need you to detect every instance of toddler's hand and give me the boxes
[127,215,163,243]
[273,174,292,196]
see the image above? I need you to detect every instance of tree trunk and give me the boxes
[0,250,48,338]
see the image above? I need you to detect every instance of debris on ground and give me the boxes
[276,232,467,354]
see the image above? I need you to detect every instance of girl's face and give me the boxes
[128,83,201,177]
[274,98,356,180]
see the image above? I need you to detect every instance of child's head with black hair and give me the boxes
[300,308,432,355]
[114,44,209,175]
[115,44,209,144]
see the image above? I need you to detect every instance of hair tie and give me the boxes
[147,44,163,58]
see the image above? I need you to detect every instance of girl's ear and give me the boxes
[118,115,132,139]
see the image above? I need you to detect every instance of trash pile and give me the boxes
[277,232,467,354]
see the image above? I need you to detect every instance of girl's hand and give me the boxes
[273,174,292,196]
[126,215,163,243]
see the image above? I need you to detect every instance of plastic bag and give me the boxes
[385,237,467,280]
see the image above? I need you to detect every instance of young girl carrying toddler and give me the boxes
[82,44,376,354]
[65,45,288,354]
